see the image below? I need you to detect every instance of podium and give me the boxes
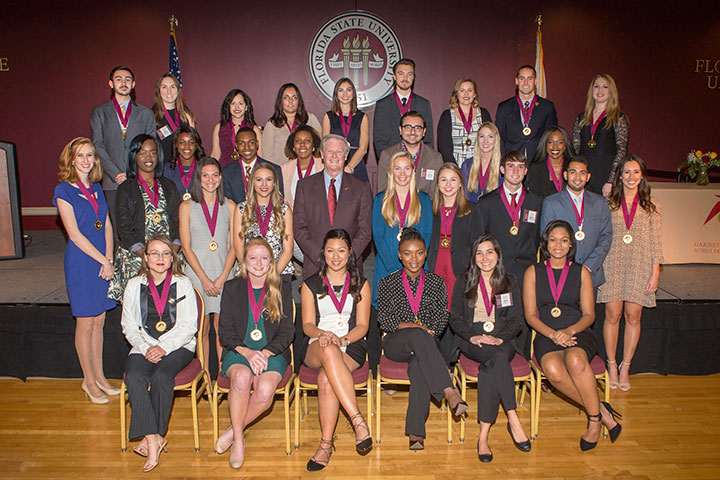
[0,142,24,259]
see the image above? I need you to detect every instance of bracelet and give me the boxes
[343,337,350,347]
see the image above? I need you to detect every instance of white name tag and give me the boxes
[523,209,538,224]
[157,125,173,140]
[495,292,513,308]
[421,168,435,181]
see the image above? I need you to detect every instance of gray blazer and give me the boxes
[372,91,433,156]
[90,99,156,190]
[540,188,613,287]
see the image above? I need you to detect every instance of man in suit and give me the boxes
[222,127,283,204]
[91,66,155,228]
[540,156,612,288]
[376,111,443,196]
[495,65,558,162]
[373,58,434,157]
[472,151,542,358]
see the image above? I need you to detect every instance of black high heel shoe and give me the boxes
[349,412,373,454]
[580,413,602,451]
[306,437,335,471]
[601,401,623,443]
[506,423,531,452]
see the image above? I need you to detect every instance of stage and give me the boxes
[1,231,719,380]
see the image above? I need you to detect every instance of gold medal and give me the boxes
[155,321,167,332]
[182,192,191,201]
[483,321,495,333]
[522,126,531,136]
[122,132,126,139]
[575,230,586,241]
[94,220,103,230]
[588,139,596,149]
[250,328,263,341]
[208,240,218,251]
[623,233,633,244]
[413,316,422,325]
[152,213,162,224]
[509,225,519,236]
[550,306,561,318]
[465,138,472,147]
[440,237,450,248]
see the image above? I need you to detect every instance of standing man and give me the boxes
[472,151,543,358]
[495,65,557,162]
[373,58,434,157]
[91,66,155,229]
[376,111,443,196]
[540,156,612,289]
[222,127,283,204]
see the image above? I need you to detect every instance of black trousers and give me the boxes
[383,328,453,437]
[125,348,194,439]
[459,340,517,424]
[367,307,382,374]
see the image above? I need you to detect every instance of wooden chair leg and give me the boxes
[120,383,127,452]
[284,384,292,455]
[459,369,467,443]
[375,377,382,443]
[366,371,373,437]
[293,377,300,450]
[212,382,220,451]
[191,380,200,451]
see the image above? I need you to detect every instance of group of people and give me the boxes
[52,59,662,472]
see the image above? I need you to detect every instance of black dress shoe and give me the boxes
[306,438,334,471]
[507,423,531,452]
[477,439,493,462]
[580,413,602,452]
[601,401,623,443]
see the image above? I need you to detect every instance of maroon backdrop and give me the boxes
[2,1,718,229]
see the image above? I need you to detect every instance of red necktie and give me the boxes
[510,192,517,209]
[328,178,337,225]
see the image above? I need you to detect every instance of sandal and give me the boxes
[133,438,148,457]
[306,437,335,471]
[349,412,373,454]
[618,361,631,391]
[607,359,618,389]
[142,438,167,473]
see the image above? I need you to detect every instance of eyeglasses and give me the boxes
[147,251,172,259]
[401,125,424,132]
[137,151,158,159]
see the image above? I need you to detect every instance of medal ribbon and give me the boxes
[478,163,490,194]
[621,193,639,231]
[286,119,298,133]
[179,158,196,192]
[247,277,267,327]
[401,141,422,170]
[515,94,537,127]
[394,91,413,115]
[590,111,606,139]
[545,259,570,306]
[440,205,456,237]
[567,191,585,230]
[112,97,132,133]
[256,200,273,237]
[395,192,411,229]
[499,185,525,227]
[546,157,562,192]
[138,176,160,208]
[401,269,425,319]
[478,278,494,317]
[457,106,473,135]
[339,110,353,138]
[296,156,315,180]
[148,270,173,318]
[76,182,99,217]
[163,108,180,132]
[323,272,350,314]
[201,198,219,238]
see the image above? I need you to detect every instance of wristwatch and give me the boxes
[343,337,350,347]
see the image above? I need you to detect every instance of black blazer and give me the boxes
[222,156,284,205]
[218,276,294,363]
[525,160,565,199]
[495,96,558,161]
[116,176,181,251]
[470,188,543,280]
[427,207,474,277]
[436,107,492,165]
[449,273,524,355]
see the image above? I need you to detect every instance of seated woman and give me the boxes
[523,220,621,451]
[215,238,294,469]
[377,228,467,451]
[121,235,198,473]
[449,235,530,463]
[300,229,373,470]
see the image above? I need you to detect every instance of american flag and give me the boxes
[170,27,183,88]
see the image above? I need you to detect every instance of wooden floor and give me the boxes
[0,374,718,479]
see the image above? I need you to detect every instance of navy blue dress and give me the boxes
[328,110,368,182]
[53,182,116,317]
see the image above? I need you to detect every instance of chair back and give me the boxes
[193,287,206,368]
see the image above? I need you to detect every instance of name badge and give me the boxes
[421,168,435,181]
[495,292,513,308]
[523,209,538,224]
[157,125,173,140]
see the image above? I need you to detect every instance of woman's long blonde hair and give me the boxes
[236,237,284,323]
[381,151,421,227]
[579,73,623,129]
[57,137,104,184]
[432,163,471,217]
[467,122,501,194]
[240,164,287,242]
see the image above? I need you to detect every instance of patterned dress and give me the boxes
[237,201,295,276]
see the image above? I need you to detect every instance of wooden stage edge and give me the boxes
[0,374,718,479]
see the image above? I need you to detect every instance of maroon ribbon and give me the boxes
[148,270,172,318]
[179,158,196,192]
[478,277,494,317]
[621,193,639,231]
[162,108,180,132]
[440,205,456,237]
[515,94,537,127]
[339,110,353,138]
[457,106,473,135]
[112,97,132,133]
[402,269,425,318]
[546,157,562,193]
[401,141,422,170]
[590,111,607,138]
[76,182,99,217]
[545,259,570,306]
[247,277,267,326]
[323,272,350,314]
[286,119,298,133]
[478,163,490,194]
[138,176,160,208]
[296,157,315,180]
[499,185,525,227]
[201,198,219,238]
[567,191,585,229]
[395,192,410,229]
[394,91,413,115]
[255,200,273,237]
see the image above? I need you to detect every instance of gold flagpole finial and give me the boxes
[536,14,543,32]
[169,15,178,31]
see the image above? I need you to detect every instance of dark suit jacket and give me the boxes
[293,172,373,278]
[471,188,543,280]
[539,188,612,287]
[427,207,474,278]
[495,96,558,161]
[116,176,181,251]
[218,276,294,363]
[372,91,434,155]
[436,107,492,164]
[222,156,284,204]
[376,142,443,196]
[90,100,156,190]
[449,273,524,355]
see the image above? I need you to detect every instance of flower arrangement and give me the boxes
[678,150,719,186]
